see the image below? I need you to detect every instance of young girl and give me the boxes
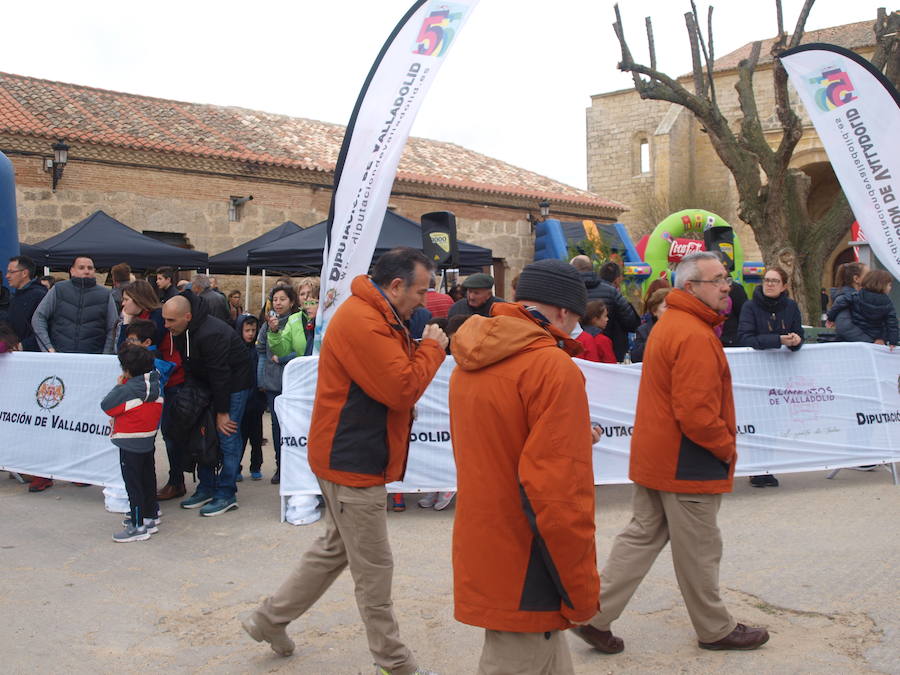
[830,269,898,346]
[582,300,616,364]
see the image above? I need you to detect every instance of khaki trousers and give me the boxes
[477,630,574,675]
[258,479,416,675]
[589,484,736,643]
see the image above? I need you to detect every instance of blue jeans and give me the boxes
[266,391,282,470]
[198,389,250,500]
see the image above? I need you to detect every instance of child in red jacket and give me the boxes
[102,344,163,543]
[583,300,617,363]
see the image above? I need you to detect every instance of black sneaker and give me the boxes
[270,470,280,485]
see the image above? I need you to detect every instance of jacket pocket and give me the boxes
[329,382,389,475]
[675,435,729,481]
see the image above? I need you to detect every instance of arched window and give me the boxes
[633,135,651,176]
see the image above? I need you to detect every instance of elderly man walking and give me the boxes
[449,259,600,674]
[241,248,448,675]
[575,252,769,655]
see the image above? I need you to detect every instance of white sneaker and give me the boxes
[417,493,438,508]
[434,491,456,511]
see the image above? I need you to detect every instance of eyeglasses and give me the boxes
[689,276,733,287]
[762,278,783,285]
[6,267,26,275]
[303,300,318,307]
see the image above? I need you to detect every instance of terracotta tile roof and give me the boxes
[711,19,876,72]
[0,72,623,211]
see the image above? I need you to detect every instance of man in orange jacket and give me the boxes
[242,248,448,675]
[575,251,769,655]
[450,259,600,674]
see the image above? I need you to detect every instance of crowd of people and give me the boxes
[1,247,897,674]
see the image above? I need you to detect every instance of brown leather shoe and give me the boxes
[241,612,294,657]
[156,483,186,501]
[698,623,769,650]
[573,625,624,654]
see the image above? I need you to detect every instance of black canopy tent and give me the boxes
[24,210,208,270]
[207,220,304,305]
[247,211,493,274]
[207,221,303,274]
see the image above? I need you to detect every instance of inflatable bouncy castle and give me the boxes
[531,210,762,297]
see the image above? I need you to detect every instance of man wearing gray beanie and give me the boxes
[448,258,599,674]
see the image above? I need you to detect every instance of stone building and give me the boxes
[586,19,876,280]
[0,72,624,299]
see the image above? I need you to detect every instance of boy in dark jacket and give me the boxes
[102,344,163,543]
[237,314,266,480]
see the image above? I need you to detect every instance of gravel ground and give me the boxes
[1,454,897,674]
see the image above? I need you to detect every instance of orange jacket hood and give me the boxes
[308,275,445,487]
[452,302,582,371]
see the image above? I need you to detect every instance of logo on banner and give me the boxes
[667,238,705,262]
[768,378,835,422]
[809,67,858,111]
[35,376,65,410]
[428,232,450,262]
[414,3,467,56]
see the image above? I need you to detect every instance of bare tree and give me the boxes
[612,1,900,320]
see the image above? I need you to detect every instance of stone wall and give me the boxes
[9,153,582,301]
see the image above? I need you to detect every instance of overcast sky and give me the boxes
[3,0,890,191]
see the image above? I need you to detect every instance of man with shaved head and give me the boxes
[163,292,252,517]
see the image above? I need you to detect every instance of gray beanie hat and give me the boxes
[514,259,588,316]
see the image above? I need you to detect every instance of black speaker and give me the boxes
[421,211,458,268]
[704,225,736,273]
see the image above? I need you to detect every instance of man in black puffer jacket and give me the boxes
[32,255,117,354]
[571,256,640,361]
[163,293,253,518]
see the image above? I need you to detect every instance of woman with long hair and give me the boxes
[256,284,307,484]
[737,266,803,488]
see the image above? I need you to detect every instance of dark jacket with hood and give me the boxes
[737,286,804,351]
[32,277,117,354]
[578,271,640,361]
[171,291,252,413]
[7,277,47,351]
[830,289,899,345]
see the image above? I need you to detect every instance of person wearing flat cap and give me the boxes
[448,259,600,674]
[447,273,504,319]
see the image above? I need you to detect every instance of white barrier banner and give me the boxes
[278,343,900,496]
[0,352,124,488]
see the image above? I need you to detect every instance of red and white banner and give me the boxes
[781,44,900,279]
[315,0,479,350]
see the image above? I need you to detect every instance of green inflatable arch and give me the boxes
[643,209,745,293]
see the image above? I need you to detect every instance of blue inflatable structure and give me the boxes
[0,151,19,289]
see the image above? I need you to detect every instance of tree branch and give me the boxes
[734,41,775,177]
[871,9,900,87]
[645,17,657,71]
[685,11,707,97]
[788,0,816,49]
[706,6,717,105]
